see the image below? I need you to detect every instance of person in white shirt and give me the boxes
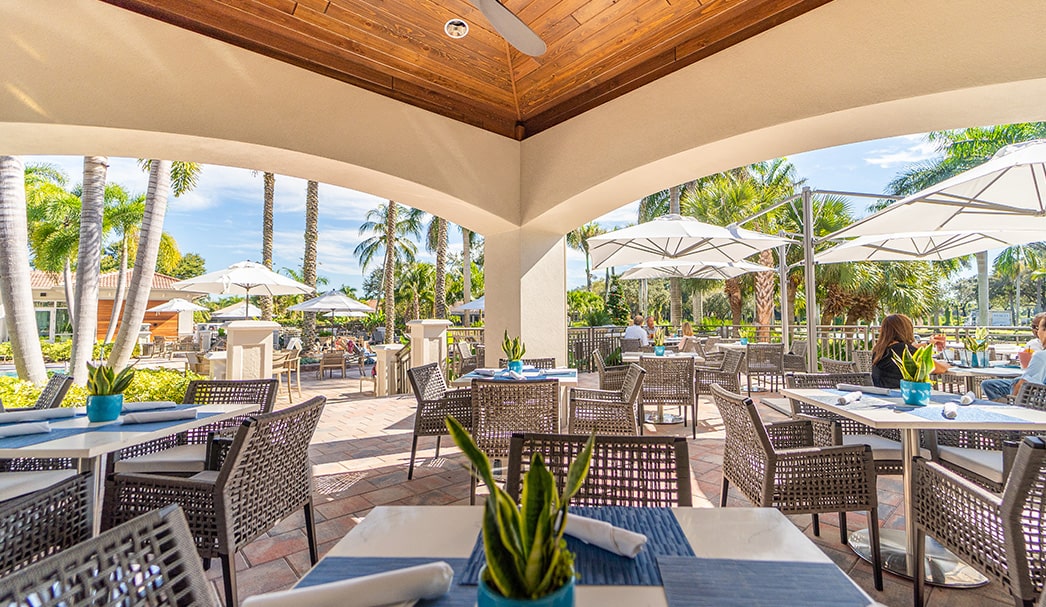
[623,314,649,346]
[983,312,1046,400]
[1026,312,1046,351]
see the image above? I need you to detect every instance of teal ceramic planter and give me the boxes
[478,569,574,607]
[739,337,749,346]
[87,394,123,422]
[899,380,931,407]
[653,345,666,356]
[507,360,524,373]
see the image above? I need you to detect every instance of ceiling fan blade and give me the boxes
[473,0,546,57]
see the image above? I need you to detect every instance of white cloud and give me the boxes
[863,140,939,168]
[594,201,640,228]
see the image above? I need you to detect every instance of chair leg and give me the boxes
[812,513,820,536]
[203,557,211,570]
[839,512,848,544]
[304,501,319,565]
[434,435,442,458]
[220,552,237,607]
[913,528,926,605]
[408,435,419,480]
[867,507,883,592]
[720,476,729,507]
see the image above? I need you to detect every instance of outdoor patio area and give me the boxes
[203,368,1015,607]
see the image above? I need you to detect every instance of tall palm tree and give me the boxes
[27,174,81,317]
[109,160,201,369]
[354,201,424,343]
[260,171,275,321]
[566,222,604,291]
[994,246,1041,324]
[101,186,146,343]
[462,227,473,304]
[425,216,448,318]
[397,261,435,320]
[69,157,107,384]
[302,180,319,351]
[0,157,47,383]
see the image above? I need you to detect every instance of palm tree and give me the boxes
[68,157,107,384]
[397,261,435,320]
[260,171,275,321]
[27,173,81,317]
[302,180,319,352]
[425,216,448,317]
[101,186,146,343]
[354,201,424,343]
[566,222,604,291]
[0,157,47,383]
[462,227,474,304]
[109,160,201,369]
[994,246,1041,324]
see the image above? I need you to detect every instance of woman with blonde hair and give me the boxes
[677,321,699,353]
[871,314,949,388]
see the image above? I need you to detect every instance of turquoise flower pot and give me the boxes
[507,360,524,373]
[653,345,666,356]
[478,568,574,607]
[87,394,123,422]
[899,380,931,407]
[739,337,749,346]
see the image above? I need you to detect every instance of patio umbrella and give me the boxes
[172,261,314,319]
[146,298,209,313]
[287,290,373,316]
[816,230,1046,264]
[450,296,485,314]
[618,260,774,280]
[588,214,791,271]
[210,302,262,320]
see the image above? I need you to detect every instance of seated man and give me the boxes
[982,321,1046,400]
[623,314,649,346]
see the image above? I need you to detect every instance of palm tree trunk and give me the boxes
[434,218,447,318]
[302,180,319,351]
[260,171,274,321]
[754,249,775,342]
[977,251,989,324]
[103,238,127,343]
[70,156,106,384]
[462,228,472,304]
[383,200,396,343]
[61,259,75,332]
[1015,269,1022,324]
[109,160,171,369]
[0,156,47,383]
[725,278,742,337]
[585,251,593,291]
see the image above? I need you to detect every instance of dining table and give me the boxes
[0,402,257,534]
[621,351,704,364]
[451,368,578,432]
[781,386,1046,588]
[940,364,1024,397]
[295,505,873,607]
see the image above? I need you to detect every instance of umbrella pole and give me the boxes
[802,187,818,371]
[778,243,790,355]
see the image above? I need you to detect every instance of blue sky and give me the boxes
[28,133,944,294]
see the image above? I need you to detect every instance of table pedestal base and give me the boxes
[643,412,684,424]
[848,528,987,588]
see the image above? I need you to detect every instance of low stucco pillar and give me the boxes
[483,226,567,367]
[374,343,405,397]
[407,319,452,370]
[224,320,280,380]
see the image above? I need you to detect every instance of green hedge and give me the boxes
[0,340,140,363]
[0,368,204,408]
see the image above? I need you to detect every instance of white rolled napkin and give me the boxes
[837,383,892,396]
[474,368,498,377]
[0,407,76,423]
[240,561,454,607]
[121,408,197,424]
[942,402,959,419]
[835,391,862,405]
[120,401,178,413]
[960,391,976,405]
[0,421,51,437]
[504,370,526,380]
[564,514,647,558]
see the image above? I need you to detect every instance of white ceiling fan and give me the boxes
[469,0,547,56]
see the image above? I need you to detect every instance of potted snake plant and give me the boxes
[446,416,593,607]
[892,344,934,407]
[86,362,135,422]
[502,331,526,373]
[651,329,666,356]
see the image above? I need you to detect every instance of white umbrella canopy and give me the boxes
[210,302,262,320]
[817,230,1046,264]
[833,140,1046,237]
[172,261,315,298]
[619,260,774,280]
[450,296,485,313]
[287,290,373,315]
[588,214,791,270]
[146,298,209,313]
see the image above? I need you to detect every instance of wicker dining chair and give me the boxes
[317,351,347,379]
[498,357,557,369]
[32,374,73,409]
[744,343,785,393]
[505,432,692,507]
[913,436,1046,607]
[405,363,472,480]
[819,357,858,373]
[469,379,559,504]
[783,340,808,372]
[271,350,302,403]
[619,337,642,353]
[113,379,280,475]
[638,355,695,433]
[567,363,645,435]
[105,395,326,607]
[0,504,219,606]
[0,471,91,576]
[455,340,479,375]
[592,349,630,391]
[852,349,873,374]
[711,383,884,591]
[785,372,905,476]
[693,349,745,437]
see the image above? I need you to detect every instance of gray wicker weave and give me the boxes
[455,341,479,375]
[693,349,744,438]
[913,436,1046,607]
[785,372,903,476]
[505,432,692,507]
[637,355,695,432]
[744,343,785,392]
[469,379,559,504]
[406,363,472,479]
[592,350,630,391]
[852,349,873,374]
[711,383,884,590]
[783,340,808,372]
[0,472,91,576]
[0,504,219,606]
[498,357,556,369]
[819,357,858,373]
[567,363,645,435]
[620,338,642,353]
[33,374,73,409]
[104,396,326,607]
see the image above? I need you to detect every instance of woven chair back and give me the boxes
[506,433,692,507]
[0,505,218,606]
[1016,382,1046,411]
[710,384,773,492]
[785,372,872,416]
[789,340,809,357]
[746,343,784,371]
[183,379,279,415]
[703,336,721,353]
[217,396,326,551]
[34,375,72,409]
[720,348,745,374]
[638,356,695,403]
[0,472,91,576]
[498,357,556,369]
[819,357,858,373]
[620,338,642,353]
[470,379,558,459]
[620,364,646,405]
[852,349,873,373]
[999,436,1046,600]
[455,341,474,359]
[407,363,449,402]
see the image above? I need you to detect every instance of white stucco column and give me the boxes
[407,319,452,369]
[483,226,567,367]
[224,320,280,380]
[373,343,405,396]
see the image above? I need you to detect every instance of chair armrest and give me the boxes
[795,414,842,447]
[206,432,234,471]
[764,419,815,449]
[570,387,621,403]
[912,458,1003,533]
[1002,439,1020,483]
[444,388,472,400]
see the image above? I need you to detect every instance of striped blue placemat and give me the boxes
[298,557,471,606]
[0,426,92,448]
[0,406,223,448]
[658,556,869,607]
[902,405,1025,423]
[461,506,694,586]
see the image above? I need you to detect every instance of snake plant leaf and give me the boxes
[444,416,498,491]
[562,434,595,504]
[519,453,550,551]
[482,499,525,598]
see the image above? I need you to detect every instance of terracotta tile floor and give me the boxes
[204,367,1016,606]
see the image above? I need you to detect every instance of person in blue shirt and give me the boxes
[982,316,1046,400]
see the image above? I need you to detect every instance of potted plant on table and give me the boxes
[446,416,594,607]
[86,362,136,422]
[651,329,666,356]
[892,344,935,407]
[502,331,526,373]
[961,327,990,368]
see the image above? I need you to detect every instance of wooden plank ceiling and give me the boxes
[103,0,832,139]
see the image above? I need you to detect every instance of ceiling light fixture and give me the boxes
[444,19,469,39]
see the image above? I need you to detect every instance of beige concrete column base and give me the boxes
[374,344,406,397]
[225,320,280,380]
[407,319,452,370]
